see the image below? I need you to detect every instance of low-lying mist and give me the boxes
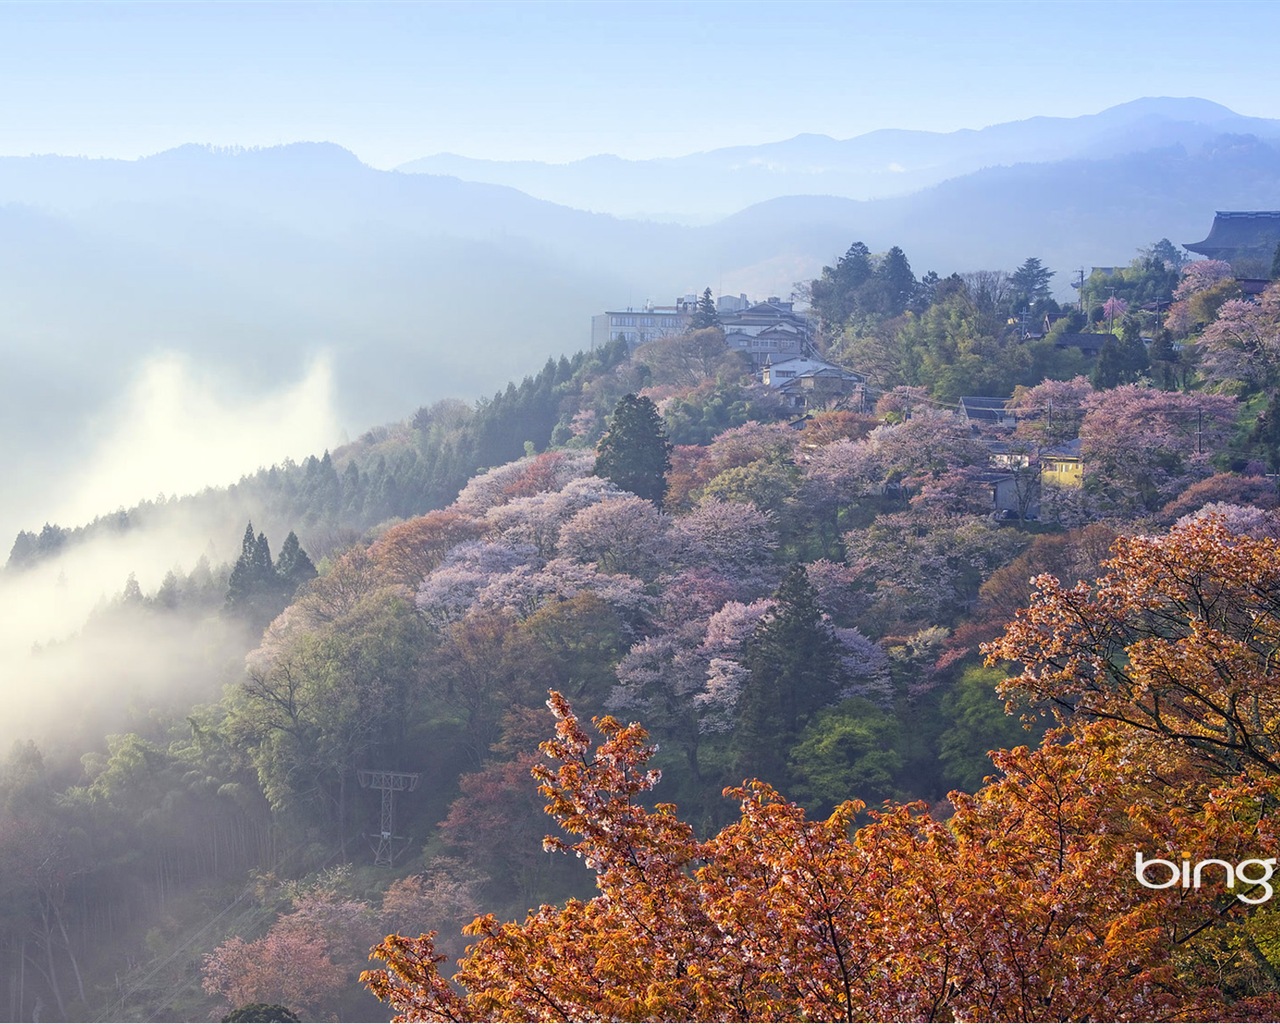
[1,351,344,761]
[0,522,255,760]
[25,350,340,539]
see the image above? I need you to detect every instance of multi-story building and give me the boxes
[590,293,816,365]
[590,297,697,349]
[720,297,815,370]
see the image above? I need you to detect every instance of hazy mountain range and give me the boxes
[398,97,1280,220]
[3,96,1280,544]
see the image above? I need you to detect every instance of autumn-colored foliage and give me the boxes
[365,516,1280,1021]
[986,515,1280,779]
[368,510,488,590]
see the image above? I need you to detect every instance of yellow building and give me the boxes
[1040,439,1083,488]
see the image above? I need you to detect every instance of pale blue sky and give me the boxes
[2,0,1277,167]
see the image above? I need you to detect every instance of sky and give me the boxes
[2,0,1279,168]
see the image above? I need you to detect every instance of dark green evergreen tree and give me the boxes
[735,566,844,790]
[121,572,143,605]
[7,530,36,568]
[874,245,917,317]
[593,394,672,507]
[1272,240,1280,281]
[689,287,720,330]
[1143,238,1188,271]
[227,523,259,607]
[1010,256,1055,313]
[1092,316,1149,388]
[811,241,874,331]
[226,522,280,618]
[1147,330,1181,390]
[274,530,317,595]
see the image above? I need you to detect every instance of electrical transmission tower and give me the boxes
[357,768,420,866]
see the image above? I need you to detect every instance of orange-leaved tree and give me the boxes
[365,515,1280,1021]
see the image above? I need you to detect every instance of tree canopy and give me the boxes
[593,394,673,507]
[364,516,1280,1022]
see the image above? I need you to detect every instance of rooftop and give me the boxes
[1186,211,1280,259]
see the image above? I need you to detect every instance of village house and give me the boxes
[720,298,815,370]
[1039,438,1084,488]
[762,356,867,411]
[959,396,1016,429]
[590,293,816,363]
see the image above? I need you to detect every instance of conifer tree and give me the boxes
[593,394,672,507]
[875,245,917,317]
[227,523,260,610]
[274,531,318,596]
[1010,256,1055,311]
[227,522,283,618]
[735,565,843,789]
[689,287,720,330]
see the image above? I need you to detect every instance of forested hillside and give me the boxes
[4,236,1280,1021]
[7,120,1280,556]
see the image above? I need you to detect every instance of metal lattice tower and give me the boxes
[357,769,420,866]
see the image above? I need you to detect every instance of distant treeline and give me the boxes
[6,341,631,571]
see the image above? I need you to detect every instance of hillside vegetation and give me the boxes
[4,236,1280,1021]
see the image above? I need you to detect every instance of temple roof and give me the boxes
[1186,211,1280,259]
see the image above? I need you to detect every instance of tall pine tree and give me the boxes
[593,394,672,507]
[689,287,720,329]
[735,566,843,790]
[275,530,318,596]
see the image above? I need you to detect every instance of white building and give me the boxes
[591,298,695,348]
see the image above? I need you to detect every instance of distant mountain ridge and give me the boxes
[4,110,1280,545]
[396,98,1280,220]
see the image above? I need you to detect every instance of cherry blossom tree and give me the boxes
[379,859,490,964]
[1079,385,1238,513]
[690,598,776,734]
[846,416,989,495]
[802,558,866,625]
[1102,294,1129,326]
[368,674,1280,1021]
[452,452,595,516]
[668,498,779,598]
[368,510,487,590]
[204,885,381,1018]
[414,541,538,626]
[1175,501,1280,539]
[1196,283,1280,393]
[474,558,649,624]
[831,626,892,704]
[1164,259,1238,336]
[558,495,670,579]
[1010,375,1094,446]
[797,438,878,529]
[483,476,623,559]
[1159,471,1279,523]
[843,512,1026,632]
